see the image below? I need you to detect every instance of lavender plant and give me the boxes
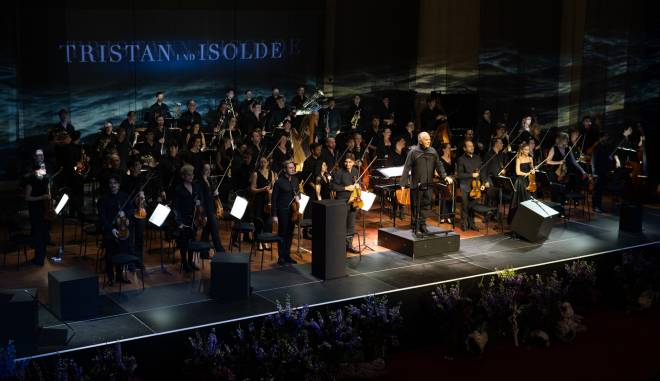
[478,269,528,346]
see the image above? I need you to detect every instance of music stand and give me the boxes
[296,194,312,257]
[359,191,377,252]
[375,166,404,227]
[50,193,69,263]
[493,175,514,218]
[148,203,172,274]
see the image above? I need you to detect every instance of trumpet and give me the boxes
[294,89,324,116]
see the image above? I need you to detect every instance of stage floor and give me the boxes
[14,210,660,359]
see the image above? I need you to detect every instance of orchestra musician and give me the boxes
[545,132,587,204]
[591,132,611,214]
[267,95,289,132]
[173,164,206,273]
[290,85,307,110]
[331,152,361,253]
[22,150,51,266]
[121,159,151,270]
[400,132,452,234]
[180,100,203,127]
[200,163,226,254]
[159,141,184,200]
[315,161,333,201]
[438,142,455,223]
[119,111,137,143]
[250,156,276,249]
[508,142,535,224]
[149,91,171,122]
[320,137,339,172]
[271,161,299,265]
[319,97,342,142]
[264,87,281,113]
[98,175,135,285]
[456,140,489,232]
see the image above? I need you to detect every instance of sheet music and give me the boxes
[149,204,171,227]
[360,191,376,211]
[376,166,404,178]
[299,194,310,214]
[230,196,248,219]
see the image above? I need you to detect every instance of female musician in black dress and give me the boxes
[314,161,333,201]
[250,156,276,242]
[271,134,292,175]
[22,150,50,266]
[508,142,534,224]
[438,142,455,223]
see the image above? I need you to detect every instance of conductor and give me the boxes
[400,132,453,234]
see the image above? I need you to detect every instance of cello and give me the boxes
[349,157,378,208]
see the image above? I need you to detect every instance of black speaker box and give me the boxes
[311,200,347,280]
[511,200,559,242]
[0,289,38,348]
[210,253,251,300]
[48,268,98,320]
[619,203,643,232]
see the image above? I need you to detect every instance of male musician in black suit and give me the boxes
[98,175,135,285]
[119,111,137,142]
[173,164,206,272]
[160,141,184,199]
[476,109,494,153]
[271,161,299,265]
[456,140,490,231]
[49,109,76,141]
[239,89,254,117]
[331,152,362,252]
[290,86,307,110]
[318,97,342,142]
[180,100,203,128]
[121,159,150,269]
[345,95,365,132]
[241,101,263,134]
[419,97,445,134]
[264,87,281,113]
[400,132,452,234]
[267,95,290,132]
[320,137,339,171]
[149,91,171,122]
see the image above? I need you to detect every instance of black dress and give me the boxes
[508,162,532,223]
[252,170,274,233]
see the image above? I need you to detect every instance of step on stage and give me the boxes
[13,212,660,360]
[377,227,460,258]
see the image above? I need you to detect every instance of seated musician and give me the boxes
[173,164,206,273]
[331,153,361,252]
[456,140,489,232]
[271,161,299,265]
[98,175,135,286]
[49,108,76,142]
[400,132,453,234]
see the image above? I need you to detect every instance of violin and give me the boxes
[193,199,208,236]
[349,176,364,209]
[213,165,231,219]
[74,146,90,176]
[291,180,304,225]
[116,211,130,240]
[134,193,147,219]
[527,170,537,193]
[469,170,482,199]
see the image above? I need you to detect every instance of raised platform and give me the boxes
[12,211,660,360]
[377,226,460,258]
